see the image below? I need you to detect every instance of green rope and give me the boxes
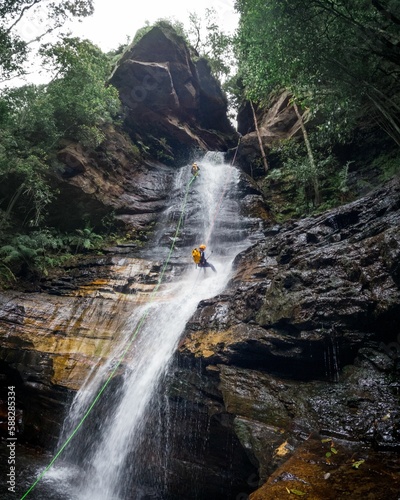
[20,175,197,500]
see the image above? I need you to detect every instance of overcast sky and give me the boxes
[65,0,238,52]
[9,0,238,86]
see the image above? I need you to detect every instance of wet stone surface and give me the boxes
[177,177,400,498]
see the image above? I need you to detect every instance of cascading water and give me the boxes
[27,153,256,499]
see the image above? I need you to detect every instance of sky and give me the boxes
[65,0,239,53]
[9,0,238,86]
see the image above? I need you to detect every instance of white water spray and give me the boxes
[47,155,253,499]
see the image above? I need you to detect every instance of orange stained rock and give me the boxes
[52,354,100,390]
[181,329,237,358]
[249,438,400,500]
[273,440,291,459]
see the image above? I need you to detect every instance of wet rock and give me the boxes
[176,177,400,496]
[54,130,177,232]
[0,256,161,446]
[249,437,400,500]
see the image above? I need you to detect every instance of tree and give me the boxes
[0,37,120,231]
[293,101,320,206]
[187,8,235,83]
[234,0,400,144]
[0,0,94,82]
[40,37,120,144]
[250,100,268,173]
[0,85,56,228]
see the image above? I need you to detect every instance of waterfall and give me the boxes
[37,154,253,499]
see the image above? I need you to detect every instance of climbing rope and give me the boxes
[20,174,197,500]
[20,135,242,498]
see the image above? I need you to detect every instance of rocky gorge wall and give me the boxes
[1,173,399,499]
[0,255,162,447]
[0,22,399,500]
[171,176,400,498]
[49,24,238,236]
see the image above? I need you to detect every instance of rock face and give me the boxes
[110,24,237,162]
[1,174,399,498]
[175,177,400,498]
[51,25,238,235]
[54,125,177,232]
[0,22,399,499]
[235,91,301,177]
[0,255,162,446]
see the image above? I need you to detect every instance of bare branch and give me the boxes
[6,0,42,34]
[250,100,268,173]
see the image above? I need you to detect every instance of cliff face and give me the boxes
[51,24,238,234]
[3,175,398,498]
[0,23,399,500]
[173,177,400,498]
[0,255,162,446]
[53,125,177,232]
[110,24,237,162]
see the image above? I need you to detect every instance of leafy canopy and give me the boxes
[0,0,94,82]
[40,37,120,141]
[234,0,400,143]
[0,36,120,249]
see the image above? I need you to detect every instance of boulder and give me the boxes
[110,24,237,162]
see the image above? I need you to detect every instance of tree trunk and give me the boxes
[293,101,321,206]
[372,0,400,26]
[250,100,268,173]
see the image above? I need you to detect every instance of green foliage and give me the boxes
[68,226,103,254]
[321,438,339,464]
[0,230,67,278]
[234,0,400,145]
[0,225,104,282]
[268,139,320,213]
[265,136,355,217]
[76,125,106,149]
[107,37,131,65]
[132,19,186,47]
[0,33,124,286]
[0,0,94,82]
[0,36,122,238]
[0,261,16,288]
[132,22,153,45]
[1,85,59,149]
[40,37,121,140]
[373,151,400,181]
[154,19,186,39]
[0,115,55,227]
[187,9,235,82]
[154,137,174,163]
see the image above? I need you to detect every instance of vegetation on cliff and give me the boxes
[233,0,400,216]
[0,1,400,283]
[0,36,120,285]
[0,0,95,82]
[0,9,234,287]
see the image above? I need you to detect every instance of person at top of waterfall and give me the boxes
[198,244,217,273]
[191,162,200,177]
